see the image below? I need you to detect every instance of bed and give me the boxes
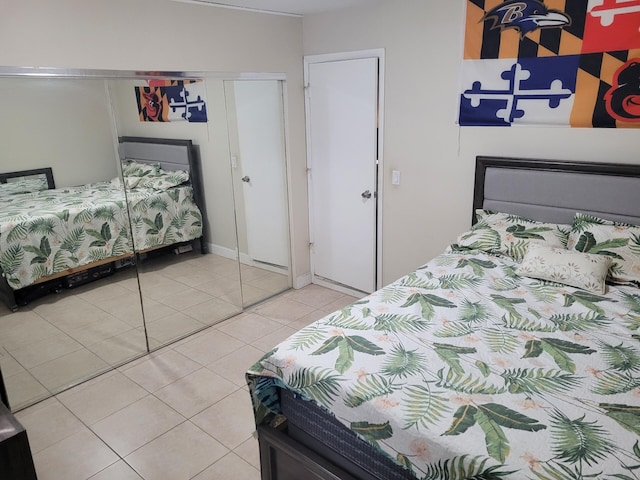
[0,137,206,311]
[247,156,640,480]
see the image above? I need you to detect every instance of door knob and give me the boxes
[241,176,250,183]
[361,190,372,199]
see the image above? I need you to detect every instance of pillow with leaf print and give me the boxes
[567,213,640,286]
[122,161,160,178]
[517,244,612,294]
[453,210,570,261]
[137,169,190,190]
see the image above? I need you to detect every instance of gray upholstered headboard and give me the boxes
[473,156,640,226]
[118,137,194,172]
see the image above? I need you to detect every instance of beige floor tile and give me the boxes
[251,325,299,353]
[15,397,86,454]
[92,395,185,457]
[125,421,228,480]
[87,329,148,366]
[156,287,216,311]
[286,284,346,308]
[66,315,133,347]
[138,274,192,301]
[4,333,83,369]
[234,436,261,470]
[173,329,245,365]
[192,451,260,480]
[88,460,143,479]
[154,368,238,418]
[217,313,283,344]
[183,297,242,324]
[0,314,63,348]
[120,349,201,392]
[239,284,273,306]
[252,297,316,324]
[210,261,241,280]
[91,292,145,327]
[140,297,177,321]
[3,370,49,410]
[33,429,118,480]
[144,311,205,345]
[57,372,148,425]
[207,344,265,387]
[287,309,332,330]
[191,389,256,449]
[29,348,110,392]
[245,272,290,294]
[75,281,131,304]
[0,346,25,376]
[240,264,272,281]
[189,273,241,295]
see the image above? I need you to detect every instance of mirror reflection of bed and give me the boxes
[0,73,292,412]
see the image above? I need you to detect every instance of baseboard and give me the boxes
[294,273,312,289]
[208,243,238,261]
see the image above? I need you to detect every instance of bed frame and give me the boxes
[256,155,640,480]
[0,167,55,189]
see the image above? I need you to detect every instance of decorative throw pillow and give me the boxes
[453,210,570,261]
[122,161,160,177]
[137,169,190,190]
[517,244,612,294]
[567,213,640,286]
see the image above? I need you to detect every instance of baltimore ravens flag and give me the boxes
[458,0,640,127]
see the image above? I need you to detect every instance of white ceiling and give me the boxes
[183,0,377,16]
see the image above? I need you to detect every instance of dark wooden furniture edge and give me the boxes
[0,399,37,479]
[258,424,357,480]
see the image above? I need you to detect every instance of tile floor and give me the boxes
[0,251,290,410]
[12,284,358,479]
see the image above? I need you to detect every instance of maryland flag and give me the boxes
[135,79,207,123]
[458,0,640,127]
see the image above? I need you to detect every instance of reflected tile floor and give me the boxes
[13,284,360,480]
[0,252,291,410]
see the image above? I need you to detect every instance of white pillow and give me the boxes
[517,244,612,294]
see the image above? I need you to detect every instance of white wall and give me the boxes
[0,78,118,187]
[0,0,309,282]
[303,0,639,285]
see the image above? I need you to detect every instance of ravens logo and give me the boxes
[482,0,571,37]
[605,60,640,122]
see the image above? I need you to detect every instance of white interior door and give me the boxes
[234,80,289,268]
[307,57,378,293]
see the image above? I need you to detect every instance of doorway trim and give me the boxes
[303,48,385,294]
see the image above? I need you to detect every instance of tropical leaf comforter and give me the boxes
[247,249,640,479]
[0,180,202,290]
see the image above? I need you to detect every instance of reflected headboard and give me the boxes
[0,167,55,189]
[473,156,640,226]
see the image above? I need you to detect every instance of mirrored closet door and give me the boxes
[224,80,292,307]
[0,70,295,412]
[108,77,245,350]
[0,75,148,410]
